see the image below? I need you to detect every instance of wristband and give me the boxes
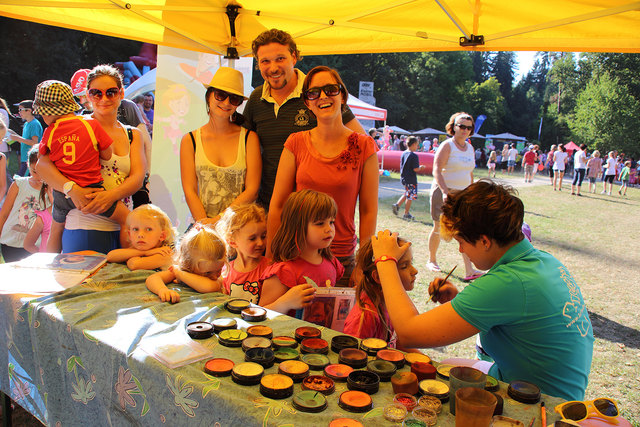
[374,255,398,265]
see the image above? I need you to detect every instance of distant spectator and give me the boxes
[522,146,536,183]
[601,151,616,195]
[552,144,568,191]
[617,160,631,196]
[7,100,43,177]
[586,150,602,194]
[571,143,588,196]
[501,144,510,172]
[392,136,425,221]
[546,145,557,184]
[0,98,12,157]
[143,92,154,125]
[133,94,153,134]
[507,143,518,174]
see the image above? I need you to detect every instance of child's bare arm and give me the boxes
[23,216,44,253]
[99,145,113,161]
[171,266,222,293]
[107,248,146,262]
[262,278,315,313]
[146,269,180,303]
[127,252,173,271]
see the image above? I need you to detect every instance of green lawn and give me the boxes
[374,170,640,425]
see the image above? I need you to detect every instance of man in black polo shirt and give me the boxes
[243,28,365,209]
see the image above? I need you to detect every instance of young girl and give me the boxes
[215,203,269,303]
[618,160,631,196]
[107,204,176,270]
[487,151,497,178]
[586,150,602,193]
[145,224,225,303]
[343,237,417,351]
[23,184,53,253]
[259,189,344,317]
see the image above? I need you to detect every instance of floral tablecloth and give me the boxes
[0,262,563,426]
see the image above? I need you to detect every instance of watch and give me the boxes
[63,181,76,196]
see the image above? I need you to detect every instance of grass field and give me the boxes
[376,169,640,425]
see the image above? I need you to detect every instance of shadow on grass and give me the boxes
[589,310,640,349]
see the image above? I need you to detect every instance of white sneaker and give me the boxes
[426,261,441,272]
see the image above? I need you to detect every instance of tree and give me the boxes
[466,77,506,135]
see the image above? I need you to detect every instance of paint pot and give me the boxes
[271,335,298,349]
[338,348,368,369]
[278,360,310,382]
[300,338,329,355]
[211,317,237,334]
[244,347,275,368]
[404,353,431,367]
[402,418,427,427]
[226,298,250,314]
[301,353,330,370]
[292,390,328,413]
[384,403,408,423]
[301,375,335,395]
[186,321,214,339]
[231,362,264,385]
[273,347,300,363]
[485,375,499,392]
[259,373,294,399]
[338,390,373,413]
[241,306,267,322]
[435,363,454,380]
[242,336,272,352]
[330,335,359,353]
[203,358,234,377]
[367,359,396,382]
[493,392,504,415]
[246,325,273,339]
[295,326,321,342]
[411,407,437,426]
[418,379,450,402]
[329,418,363,427]
[394,392,418,411]
[507,380,541,404]
[377,348,405,369]
[490,415,524,426]
[391,371,419,395]
[323,363,354,382]
[347,370,380,395]
[411,361,436,381]
[359,337,387,356]
[417,395,442,414]
[218,329,248,347]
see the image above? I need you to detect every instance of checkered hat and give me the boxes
[32,80,82,116]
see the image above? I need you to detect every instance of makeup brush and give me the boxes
[430,265,457,302]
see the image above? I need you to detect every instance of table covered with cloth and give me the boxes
[0,263,564,426]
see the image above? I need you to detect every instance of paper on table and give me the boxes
[140,332,213,369]
[0,263,89,295]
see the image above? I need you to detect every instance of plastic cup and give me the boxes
[448,366,486,415]
[455,387,497,427]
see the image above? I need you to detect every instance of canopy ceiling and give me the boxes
[2,1,639,56]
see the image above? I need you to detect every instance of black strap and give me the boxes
[244,128,249,145]
[126,126,133,144]
[189,131,196,151]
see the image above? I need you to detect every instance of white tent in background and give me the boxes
[124,68,156,99]
[347,95,387,122]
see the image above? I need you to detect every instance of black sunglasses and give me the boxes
[212,88,244,107]
[304,84,342,101]
[456,124,473,131]
[88,87,120,100]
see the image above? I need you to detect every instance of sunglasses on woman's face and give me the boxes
[88,87,120,100]
[456,123,473,131]
[212,89,244,107]
[304,84,342,101]
[554,398,619,423]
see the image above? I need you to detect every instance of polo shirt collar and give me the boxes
[491,238,535,271]
[260,68,306,105]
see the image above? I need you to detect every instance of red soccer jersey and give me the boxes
[523,150,537,165]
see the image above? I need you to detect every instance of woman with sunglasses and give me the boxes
[267,65,378,286]
[427,112,483,282]
[180,67,261,227]
[36,64,146,253]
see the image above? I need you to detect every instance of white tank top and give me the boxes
[440,138,475,190]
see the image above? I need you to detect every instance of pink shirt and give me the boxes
[262,256,344,289]
[34,209,52,252]
[343,291,397,348]
[285,131,378,257]
[223,256,270,304]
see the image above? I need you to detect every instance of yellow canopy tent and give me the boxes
[1,0,639,56]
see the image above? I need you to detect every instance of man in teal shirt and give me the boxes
[9,100,43,176]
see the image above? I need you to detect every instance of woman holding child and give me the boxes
[371,180,594,401]
[267,66,379,286]
[37,65,146,253]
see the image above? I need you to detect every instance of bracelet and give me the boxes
[374,255,398,265]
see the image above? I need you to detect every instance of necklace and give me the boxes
[453,138,466,150]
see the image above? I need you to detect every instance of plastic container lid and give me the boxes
[507,380,541,404]
[186,321,214,339]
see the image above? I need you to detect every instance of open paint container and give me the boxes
[347,370,380,394]
[278,360,310,382]
[211,317,237,334]
[244,347,275,368]
[241,307,267,322]
[271,335,298,349]
[435,363,454,380]
[338,390,373,413]
[259,374,294,399]
[323,363,354,382]
[203,358,234,377]
[300,338,329,355]
[330,335,359,353]
[418,379,450,402]
[246,325,273,339]
[384,403,408,423]
[218,329,248,347]
[301,353,330,370]
[301,375,335,395]
[273,347,300,363]
[394,392,418,411]
[338,348,368,369]
[417,395,442,414]
[367,359,397,382]
[295,326,322,342]
[359,337,387,356]
[241,336,272,352]
[391,371,419,395]
[292,390,328,413]
[404,353,431,367]
[329,419,363,427]
[485,375,499,392]
[507,380,540,404]
[411,407,437,426]
[377,348,405,369]
[231,362,264,385]
[226,298,251,314]
[186,321,214,339]
[411,361,436,381]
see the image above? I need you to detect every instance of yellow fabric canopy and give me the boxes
[2,0,639,55]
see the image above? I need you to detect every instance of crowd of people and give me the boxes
[0,28,598,402]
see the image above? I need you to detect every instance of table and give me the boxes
[0,263,564,426]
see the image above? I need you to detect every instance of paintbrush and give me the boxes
[430,265,457,302]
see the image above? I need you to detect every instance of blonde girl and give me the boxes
[24,184,53,253]
[618,160,632,196]
[107,204,176,270]
[260,189,344,316]
[145,224,226,303]
[343,236,418,351]
[487,151,497,177]
[586,150,602,193]
[215,203,269,303]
